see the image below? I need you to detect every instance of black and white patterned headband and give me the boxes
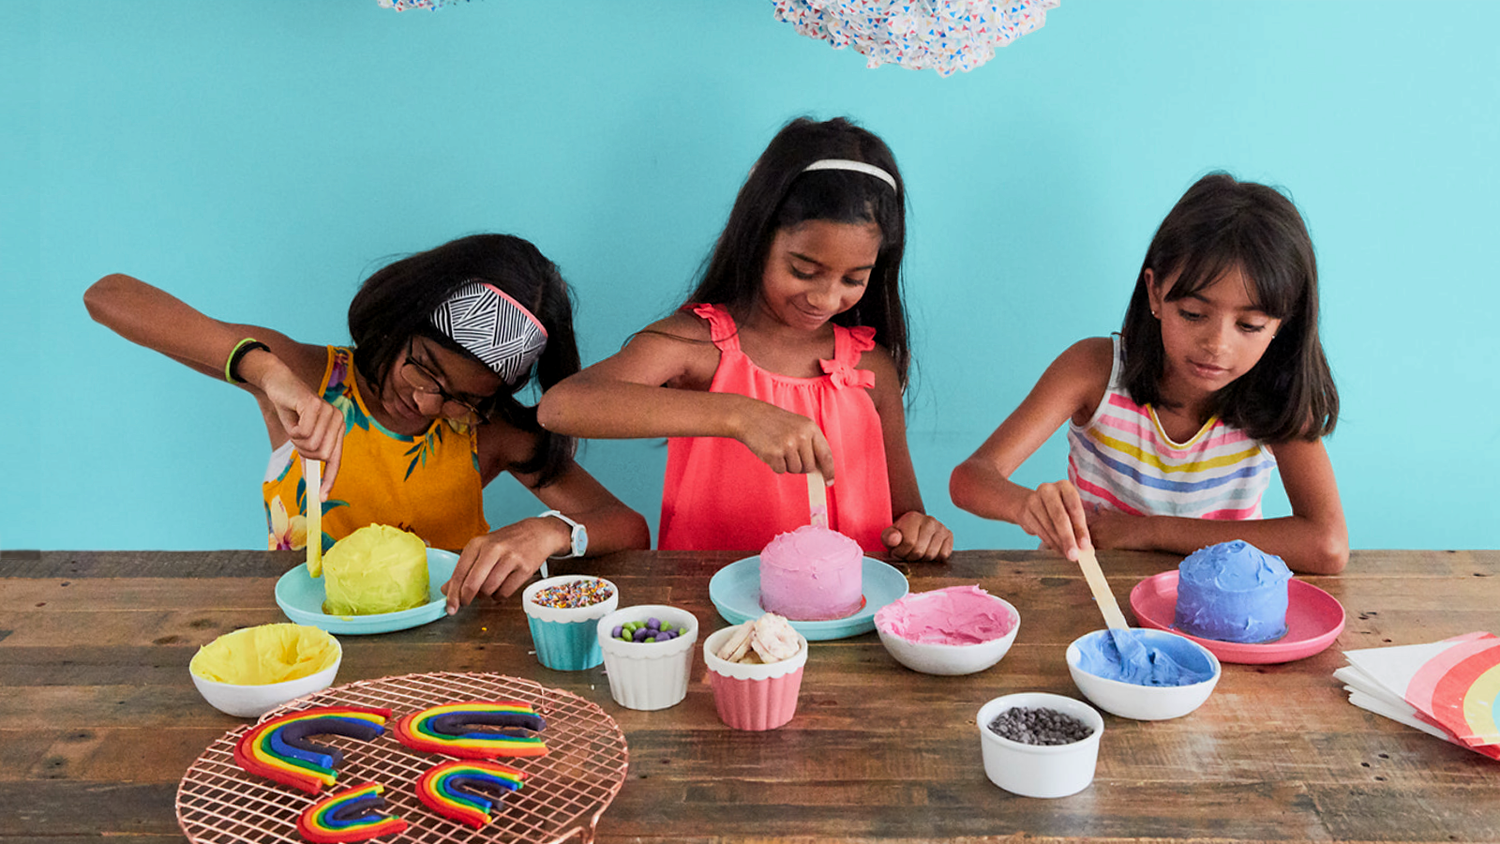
[430,281,548,384]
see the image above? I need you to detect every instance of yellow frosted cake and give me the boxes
[321,524,430,615]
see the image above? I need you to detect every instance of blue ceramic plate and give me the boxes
[709,556,909,641]
[275,548,458,635]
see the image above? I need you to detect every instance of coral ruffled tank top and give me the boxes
[659,304,891,554]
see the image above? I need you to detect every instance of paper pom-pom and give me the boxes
[773,0,1060,77]
[377,0,475,11]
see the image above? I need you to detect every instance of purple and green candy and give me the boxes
[611,617,681,643]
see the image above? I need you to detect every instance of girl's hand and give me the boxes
[882,511,954,562]
[259,363,343,499]
[443,517,571,614]
[1018,480,1092,562]
[736,402,838,480]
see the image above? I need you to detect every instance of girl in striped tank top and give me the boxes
[952,173,1346,574]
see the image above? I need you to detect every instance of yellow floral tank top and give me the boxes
[262,347,489,553]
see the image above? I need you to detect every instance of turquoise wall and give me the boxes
[4,1,1497,551]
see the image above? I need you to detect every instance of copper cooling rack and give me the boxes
[177,672,629,844]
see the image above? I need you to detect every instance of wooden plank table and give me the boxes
[2,548,1497,843]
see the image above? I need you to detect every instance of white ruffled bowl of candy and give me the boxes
[596,604,699,711]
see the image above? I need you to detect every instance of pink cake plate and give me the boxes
[1129,571,1346,665]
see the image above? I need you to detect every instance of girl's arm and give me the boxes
[536,314,839,479]
[1087,437,1348,574]
[863,346,952,562]
[443,421,652,611]
[949,338,1112,561]
[83,273,344,497]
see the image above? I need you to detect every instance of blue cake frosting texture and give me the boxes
[1172,540,1291,644]
[1075,629,1215,687]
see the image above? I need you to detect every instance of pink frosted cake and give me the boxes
[758,525,864,621]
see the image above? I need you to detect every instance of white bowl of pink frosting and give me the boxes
[874,585,1019,675]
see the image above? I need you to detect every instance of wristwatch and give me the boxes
[539,510,588,559]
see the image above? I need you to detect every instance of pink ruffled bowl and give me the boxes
[702,625,809,731]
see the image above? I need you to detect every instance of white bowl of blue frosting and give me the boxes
[1066,628,1221,720]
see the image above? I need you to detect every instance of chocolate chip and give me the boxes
[987,706,1093,745]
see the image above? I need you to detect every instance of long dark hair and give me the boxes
[348,233,580,484]
[1121,173,1338,442]
[684,116,912,388]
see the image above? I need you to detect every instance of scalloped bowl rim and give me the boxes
[596,604,700,659]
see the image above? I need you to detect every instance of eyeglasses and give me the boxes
[397,341,490,424]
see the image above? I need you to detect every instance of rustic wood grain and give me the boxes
[2,549,1497,843]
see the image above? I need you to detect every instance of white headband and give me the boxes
[801,158,898,192]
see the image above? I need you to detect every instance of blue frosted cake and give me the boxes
[1173,541,1291,644]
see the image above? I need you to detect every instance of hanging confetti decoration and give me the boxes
[376,0,475,11]
[772,0,1060,76]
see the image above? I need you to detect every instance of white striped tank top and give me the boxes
[1066,336,1277,520]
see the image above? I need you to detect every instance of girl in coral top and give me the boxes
[539,117,951,561]
[86,234,649,609]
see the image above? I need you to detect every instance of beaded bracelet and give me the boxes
[225,338,271,384]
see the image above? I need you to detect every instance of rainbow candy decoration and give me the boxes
[296,781,407,844]
[393,700,547,759]
[415,759,526,828]
[232,706,392,794]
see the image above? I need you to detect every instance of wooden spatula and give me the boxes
[1076,547,1145,660]
[1076,547,1128,630]
[305,458,323,577]
[807,470,829,528]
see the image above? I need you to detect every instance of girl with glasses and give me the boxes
[86,234,649,610]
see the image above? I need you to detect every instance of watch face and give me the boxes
[573,525,588,557]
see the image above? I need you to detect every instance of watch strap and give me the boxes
[539,509,586,559]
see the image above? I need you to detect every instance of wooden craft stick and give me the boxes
[1077,547,1129,631]
[305,459,323,577]
[807,470,829,528]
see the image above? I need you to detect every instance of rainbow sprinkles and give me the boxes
[233,705,392,794]
[393,700,548,759]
